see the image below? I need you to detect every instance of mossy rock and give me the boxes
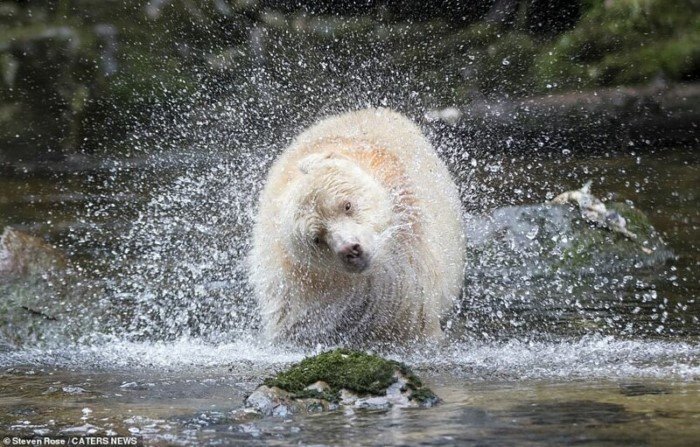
[555,201,671,272]
[264,349,435,404]
[466,200,672,280]
[605,202,651,237]
[243,349,438,417]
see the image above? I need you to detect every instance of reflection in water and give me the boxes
[1,366,699,446]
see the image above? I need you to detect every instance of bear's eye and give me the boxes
[343,201,352,212]
[311,228,325,247]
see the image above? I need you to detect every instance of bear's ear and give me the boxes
[298,152,342,174]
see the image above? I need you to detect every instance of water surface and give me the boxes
[1,142,698,445]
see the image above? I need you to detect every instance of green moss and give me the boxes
[263,349,434,404]
[607,202,654,237]
[406,384,439,404]
[592,33,700,84]
[264,349,397,398]
[558,223,601,269]
[536,0,700,90]
[553,201,664,273]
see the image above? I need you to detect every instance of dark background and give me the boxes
[0,0,698,167]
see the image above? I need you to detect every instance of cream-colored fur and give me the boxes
[249,108,466,345]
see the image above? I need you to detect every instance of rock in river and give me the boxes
[466,197,672,281]
[0,227,96,347]
[239,349,438,418]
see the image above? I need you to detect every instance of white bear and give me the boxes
[249,108,466,345]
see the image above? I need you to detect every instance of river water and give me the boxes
[0,134,698,444]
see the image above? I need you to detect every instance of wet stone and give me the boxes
[619,382,671,397]
[239,349,439,418]
[0,228,67,278]
[466,194,672,281]
[0,227,99,346]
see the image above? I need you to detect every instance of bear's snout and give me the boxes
[338,243,368,272]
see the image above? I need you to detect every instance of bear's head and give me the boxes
[282,151,394,274]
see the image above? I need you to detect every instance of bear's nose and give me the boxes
[339,243,363,260]
[337,243,369,272]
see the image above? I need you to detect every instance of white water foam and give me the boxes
[0,336,304,370]
[424,336,700,380]
[1,336,698,381]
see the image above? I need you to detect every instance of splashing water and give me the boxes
[0,37,697,382]
[0,23,700,445]
[0,92,693,382]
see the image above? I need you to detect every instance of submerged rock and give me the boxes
[240,349,438,418]
[619,382,670,397]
